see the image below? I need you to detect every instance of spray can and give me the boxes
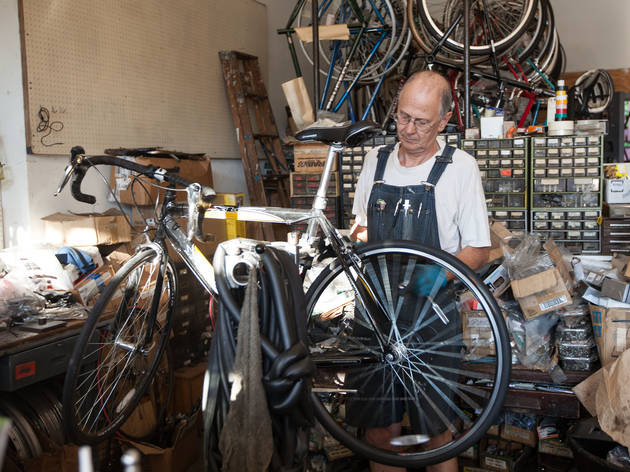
[555,80,567,120]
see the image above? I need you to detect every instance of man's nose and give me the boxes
[403,119,417,134]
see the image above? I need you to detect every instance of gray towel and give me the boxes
[219,271,273,471]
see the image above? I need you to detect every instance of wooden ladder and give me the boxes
[219,50,290,241]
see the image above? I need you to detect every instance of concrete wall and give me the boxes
[552,0,630,72]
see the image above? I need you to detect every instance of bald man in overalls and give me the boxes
[350,71,491,472]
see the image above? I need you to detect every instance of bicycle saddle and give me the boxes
[295,120,380,147]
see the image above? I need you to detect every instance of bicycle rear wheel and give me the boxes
[305,241,510,468]
[62,248,176,445]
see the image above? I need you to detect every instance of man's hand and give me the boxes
[349,223,368,242]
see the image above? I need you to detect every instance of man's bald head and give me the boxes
[400,70,452,118]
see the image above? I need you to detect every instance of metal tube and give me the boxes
[464,0,471,129]
[312,0,320,120]
[306,144,341,238]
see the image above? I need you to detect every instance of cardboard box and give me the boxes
[293,142,336,173]
[538,439,573,458]
[110,156,213,206]
[543,239,575,294]
[480,116,504,139]
[462,310,495,358]
[605,178,630,204]
[73,264,115,306]
[104,243,135,272]
[172,362,206,414]
[601,277,630,304]
[511,268,572,319]
[127,414,201,472]
[484,264,510,298]
[501,423,537,447]
[42,209,132,246]
[589,304,630,366]
[480,437,532,472]
[120,397,158,438]
[487,222,514,263]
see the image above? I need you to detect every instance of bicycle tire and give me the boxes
[418,0,537,56]
[296,0,399,83]
[407,0,490,66]
[305,240,510,468]
[575,69,614,114]
[62,247,176,445]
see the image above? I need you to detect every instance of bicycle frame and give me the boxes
[152,140,395,353]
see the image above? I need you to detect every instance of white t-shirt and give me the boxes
[352,140,491,255]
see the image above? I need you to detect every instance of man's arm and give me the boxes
[456,245,489,271]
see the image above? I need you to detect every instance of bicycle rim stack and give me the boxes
[305,241,510,467]
[286,0,567,127]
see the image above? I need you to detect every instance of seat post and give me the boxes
[306,142,342,238]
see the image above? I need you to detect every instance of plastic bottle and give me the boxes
[555,80,567,120]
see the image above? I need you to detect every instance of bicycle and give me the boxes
[57,121,510,468]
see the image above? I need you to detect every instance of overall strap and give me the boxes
[373,144,396,182]
[426,145,455,186]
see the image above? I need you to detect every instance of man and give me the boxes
[349,70,491,472]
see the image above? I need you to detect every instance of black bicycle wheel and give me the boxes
[62,247,176,445]
[305,240,510,468]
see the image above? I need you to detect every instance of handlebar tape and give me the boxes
[69,154,212,205]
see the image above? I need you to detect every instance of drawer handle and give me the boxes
[609,240,630,244]
[609,232,630,236]
[609,224,630,228]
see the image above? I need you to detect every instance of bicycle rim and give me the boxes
[297,0,399,82]
[418,0,536,56]
[62,248,175,445]
[575,69,614,114]
[305,241,510,467]
[407,0,489,66]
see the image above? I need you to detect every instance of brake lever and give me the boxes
[55,145,86,196]
[54,163,76,196]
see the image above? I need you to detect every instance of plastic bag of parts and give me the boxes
[0,295,46,327]
[459,292,496,360]
[504,411,537,432]
[607,445,630,470]
[502,300,567,383]
[557,302,591,328]
[502,233,554,281]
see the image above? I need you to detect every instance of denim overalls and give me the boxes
[366,143,456,244]
[346,143,463,436]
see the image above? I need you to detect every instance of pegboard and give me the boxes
[21,0,268,157]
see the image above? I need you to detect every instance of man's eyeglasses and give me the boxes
[394,113,436,133]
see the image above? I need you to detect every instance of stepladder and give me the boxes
[219,50,290,241]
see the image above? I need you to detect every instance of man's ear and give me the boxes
[439,111,453,131]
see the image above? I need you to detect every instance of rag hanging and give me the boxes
[219,270,273,471]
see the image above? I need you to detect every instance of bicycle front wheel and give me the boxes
[305,241,510,468]
[62,248,176,445]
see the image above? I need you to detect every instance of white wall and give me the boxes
[0,0,249,246]
[0,0,31,247]
[263,0,314,138]
[552,0,630,72]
